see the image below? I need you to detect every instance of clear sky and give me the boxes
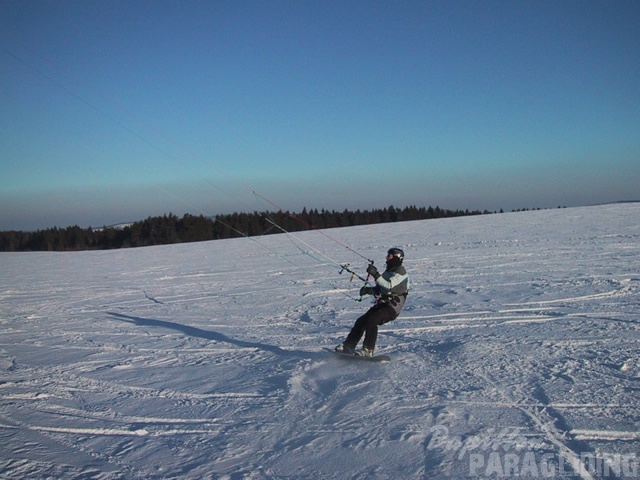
[2,0,639,231]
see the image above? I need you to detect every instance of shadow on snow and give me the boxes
[106,311,325,361]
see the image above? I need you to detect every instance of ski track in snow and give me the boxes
[1,204,639,479]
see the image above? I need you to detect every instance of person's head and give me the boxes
[386,247,404,268]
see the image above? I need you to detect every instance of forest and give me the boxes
[1,204,498,252]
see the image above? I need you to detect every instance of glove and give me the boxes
[366,264,380,279]
[359,286,372,296]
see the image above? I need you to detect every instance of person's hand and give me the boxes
[359,286,372,296]
[366,264,379,278]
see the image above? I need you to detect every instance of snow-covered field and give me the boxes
[1,203,639,479]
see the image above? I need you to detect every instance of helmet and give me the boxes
[387,247,404,260]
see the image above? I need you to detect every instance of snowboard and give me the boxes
[324,347,391,363]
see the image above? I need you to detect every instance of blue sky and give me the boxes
[2,0,639,230]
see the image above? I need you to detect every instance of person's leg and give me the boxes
[362,304,396,351]
[344,308,373,348]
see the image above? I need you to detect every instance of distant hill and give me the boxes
[1,204,494,252]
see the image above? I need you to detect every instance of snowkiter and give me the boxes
[336,247,409,357]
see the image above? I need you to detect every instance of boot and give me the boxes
[335,343,356,355]
[357,347,374,357]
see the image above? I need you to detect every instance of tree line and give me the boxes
[0,204,495,252]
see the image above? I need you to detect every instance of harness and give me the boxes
[377,291,408,306]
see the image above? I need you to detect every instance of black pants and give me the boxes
[345,302,397,351]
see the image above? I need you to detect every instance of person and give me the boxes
[336,247,409,357]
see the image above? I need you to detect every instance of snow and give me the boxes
[1,203,639,479]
